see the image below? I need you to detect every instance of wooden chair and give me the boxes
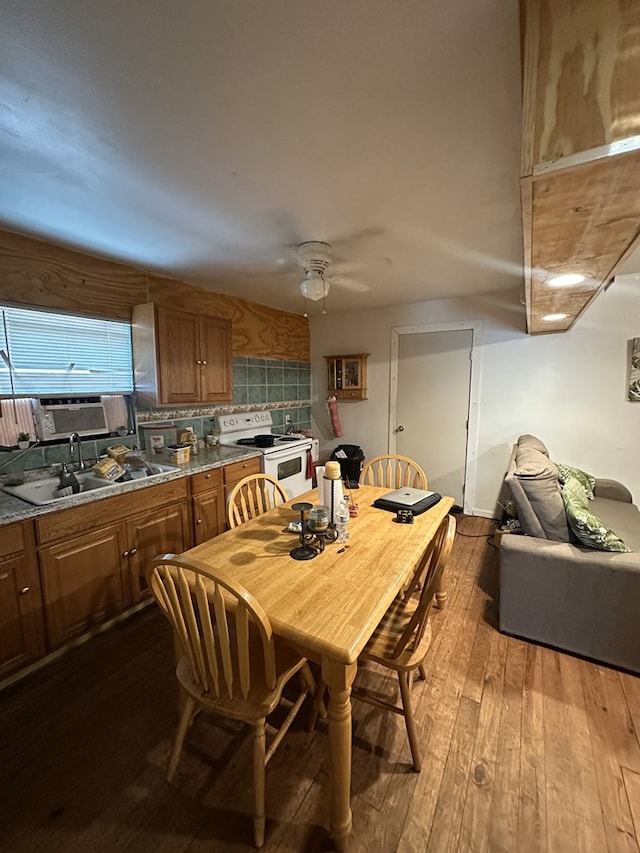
[313,515,455,770]
[227,473,288,529]
[359,454,428,490]
[353,514,456,770]
[146,555,315,848]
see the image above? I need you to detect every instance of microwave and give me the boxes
[31,397,109,441]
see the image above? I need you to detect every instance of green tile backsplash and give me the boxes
[0,358,311,476]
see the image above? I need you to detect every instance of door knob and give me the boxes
[396,425,405,432]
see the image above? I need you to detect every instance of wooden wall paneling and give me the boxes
[529,148,640,331]
[0,230,310,362]
[0,230,147,319]
[521,0,640,335]
[147,273,310,362]
[526,0,640,170]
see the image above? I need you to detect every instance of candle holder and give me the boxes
[290,502,338,561]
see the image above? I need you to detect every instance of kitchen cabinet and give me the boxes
[132,302,233,408]
[191,468,226,544]
[324,354,369,400]
[127,502,190,602]
[223,456,262,509]
[0,521,46,679]
[40,525,129,649]
[37,478,190,649]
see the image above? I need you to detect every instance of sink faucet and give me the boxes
[69,432,88,470]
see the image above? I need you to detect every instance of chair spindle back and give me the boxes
[147,556,277,699]
[392,514,456,658]
[360,454,428,490]
[228,474,288,529]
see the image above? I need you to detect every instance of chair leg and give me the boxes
[418,662,427,681]
[300,663,324,730]
[309,678,327,730]
[398,671,422,772]
[166,695,197,782]
[253,718,266,848]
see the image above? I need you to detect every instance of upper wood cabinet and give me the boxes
[132,303,233,408]
[521,0,640,334]
[324,354,369,400]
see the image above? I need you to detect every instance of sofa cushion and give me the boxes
[517,434,549,456]
[562,477,631,552]
[592,496,640,552]
[513,446,570,541]
[556,462,596,500]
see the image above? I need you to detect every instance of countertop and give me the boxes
[0,446,263,526]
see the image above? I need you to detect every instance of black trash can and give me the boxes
[329,444,365,485]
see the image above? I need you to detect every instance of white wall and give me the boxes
[310,275,640,517]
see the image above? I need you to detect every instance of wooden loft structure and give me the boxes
[521,0,640,334]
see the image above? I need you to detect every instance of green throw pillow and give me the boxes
[561,476,630,552]
[556,462,596,500]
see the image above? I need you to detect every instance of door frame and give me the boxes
[389,320,483,514]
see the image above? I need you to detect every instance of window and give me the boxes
[0,304,134,396]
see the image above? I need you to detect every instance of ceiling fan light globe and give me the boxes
[300,271,329,301]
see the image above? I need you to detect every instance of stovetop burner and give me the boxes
[217,410,312,455]
[234,435,307,447]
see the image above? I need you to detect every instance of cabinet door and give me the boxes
[157,306,202,405]
[127,503,191,602]
[343,358,363,390]
[0,554,46,679]
[193,489,226,544]
[199,315,233,403]
[40,527,129,650]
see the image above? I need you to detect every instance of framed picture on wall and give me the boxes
[629,338,640,401]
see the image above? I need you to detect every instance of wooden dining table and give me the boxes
[182,484,454,850]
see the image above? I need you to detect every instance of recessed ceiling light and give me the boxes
[548,273,586,286]
[541,313,569,322]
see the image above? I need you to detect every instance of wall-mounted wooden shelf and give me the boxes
[324,354,369,400]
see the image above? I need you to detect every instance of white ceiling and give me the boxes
[0,1,525,316]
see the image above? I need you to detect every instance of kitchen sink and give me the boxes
[3,462,181,506]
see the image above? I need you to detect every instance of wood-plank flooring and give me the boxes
[1,516,639,852]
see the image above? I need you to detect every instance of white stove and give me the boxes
[217,411,314,499]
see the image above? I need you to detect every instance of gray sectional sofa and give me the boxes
[499,434,640,673]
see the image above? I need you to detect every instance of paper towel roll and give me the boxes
[324,477,344,523]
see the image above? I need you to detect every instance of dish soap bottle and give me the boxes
[58,462,81,495]
[336,500,350,543]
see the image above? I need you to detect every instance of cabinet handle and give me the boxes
[196,518,202,525]
[122,550,130,558]
[205,473,211,479]
[19,586,30,595]
[201,360,207,366]
[130,548,137,556]
[196,359,202,365]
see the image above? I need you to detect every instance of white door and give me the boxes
[393,327,474,508]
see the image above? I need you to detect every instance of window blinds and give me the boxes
[0,305,134,396]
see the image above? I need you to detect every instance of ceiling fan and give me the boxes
[297,241,332,314]
[295,239,372,315]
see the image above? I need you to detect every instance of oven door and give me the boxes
[261,444,312,500]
